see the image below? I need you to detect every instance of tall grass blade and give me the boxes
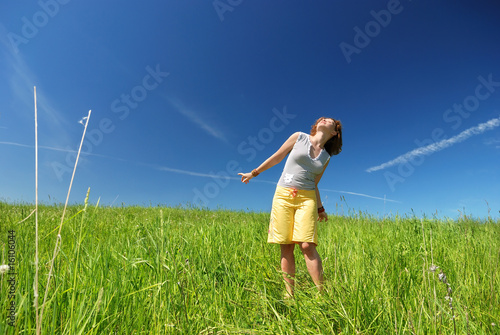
[39,110,92,334]
[33,86,40,335]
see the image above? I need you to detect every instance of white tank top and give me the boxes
[277,132,330,190]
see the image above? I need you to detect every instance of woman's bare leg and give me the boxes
[298,242,324,291]
[280,244,296,296]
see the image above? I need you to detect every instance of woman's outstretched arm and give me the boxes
[239,132,300,184]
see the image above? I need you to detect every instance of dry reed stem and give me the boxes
[33,86,40,335]
[18,208,36,224]
[429,229,438,330]
[38,109,92,334]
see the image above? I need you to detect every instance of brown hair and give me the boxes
[310,117,343,156]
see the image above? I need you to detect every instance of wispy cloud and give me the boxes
[366,116,500,173]
[484,136,500,149]
[164,96,228,143]
[0,141,127,161]
[155,165,240,179]
[154,164,396,200]
[0,25,63,125]
[320,189,400,203]
[1,141,63,151]
[153,165,276,185]
[1,138,397,202]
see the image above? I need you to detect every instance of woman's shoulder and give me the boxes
[292,131,307,139]
[297,131,309,141]
[287,132,307,144]
[286,131,302,141]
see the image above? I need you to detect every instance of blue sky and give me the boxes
[1,0,499,219]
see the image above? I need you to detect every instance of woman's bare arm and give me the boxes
[239,132,300,184]
[315,160,329,221]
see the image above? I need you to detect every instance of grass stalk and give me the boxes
[69,188,90,334]
[39,110,92,334]
[33,86,40,335]
[430,228,438,333]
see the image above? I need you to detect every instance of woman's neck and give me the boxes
[310,131,331,149]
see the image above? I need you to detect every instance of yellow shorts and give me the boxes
[267,185,319,245]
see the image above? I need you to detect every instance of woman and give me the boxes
[239,117,343,297]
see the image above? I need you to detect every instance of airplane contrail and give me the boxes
[1,140,395,203]
[366,115,500,172]
[320,189,400,203]
[0,141,128,161]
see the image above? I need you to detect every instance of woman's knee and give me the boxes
[298,242,317,255]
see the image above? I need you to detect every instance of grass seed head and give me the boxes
[0,264,9,274]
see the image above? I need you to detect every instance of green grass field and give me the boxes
[1,199,499,334]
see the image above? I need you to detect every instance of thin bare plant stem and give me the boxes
[33,86,40,335]
[38,109,92,334]
[430,229,438,333]
[420,219,430,328]
[69,187,90,334]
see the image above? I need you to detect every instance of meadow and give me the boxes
[1,199,499,334]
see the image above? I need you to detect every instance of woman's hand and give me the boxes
[318,211,328,222]
[238,172,253,184]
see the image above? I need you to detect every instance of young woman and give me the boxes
[239,117,343,296]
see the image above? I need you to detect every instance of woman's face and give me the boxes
[318,118,337,136]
